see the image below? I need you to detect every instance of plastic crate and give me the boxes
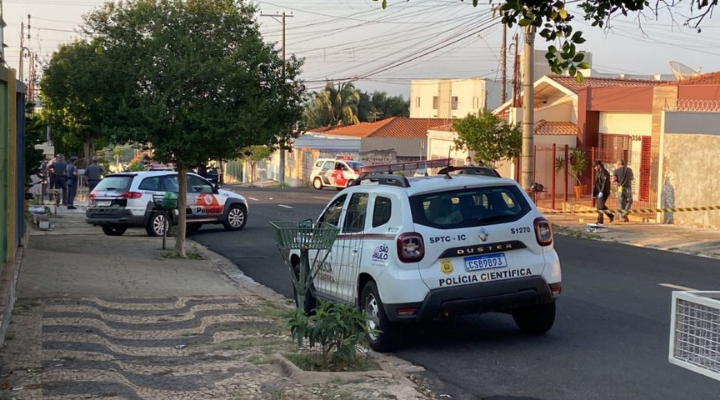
[270,221,339,250]
[669,291,720,381]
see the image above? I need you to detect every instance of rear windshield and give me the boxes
[410,186,530,229]
[94,176,133,192]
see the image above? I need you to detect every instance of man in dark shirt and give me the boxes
[593,161,614,224]
[51,154,68,205]
[613,159,634,222]
[86,157,105,192]
[66,156,79,209]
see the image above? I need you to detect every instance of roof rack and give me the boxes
[350,158,452,188]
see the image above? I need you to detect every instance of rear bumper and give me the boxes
[383,276,558,322]
[86,207,145,227]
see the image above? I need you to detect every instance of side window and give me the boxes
[315,161,324,168]
[318,194,347,227]
[138,177,161,191]
[187,175,213,193]
[372,196,392,228]
[322,161,334,170]
[163,176,179,192]
[343,193,369,233]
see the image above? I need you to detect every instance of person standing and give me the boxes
[464,156,474,166]
[593,161,614,224]
[48,155,57,194]
[65,156,79,209]
[51,154,68,204]
[86,157,105,192]
[613,159,634,222]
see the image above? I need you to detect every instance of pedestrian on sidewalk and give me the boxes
[593,160,614,224]
[86,157,104,192]
[464,156,475,167]
[613,159,634,222]
[66,156,79,209]
[50,154,68,205]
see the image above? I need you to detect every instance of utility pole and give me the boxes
[520,26,536,191]
[500,19,507,104]
[261,12,293,185]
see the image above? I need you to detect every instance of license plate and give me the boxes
[96,201,112,207]
[464,253,507,271]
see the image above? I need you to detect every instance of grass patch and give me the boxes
[246,354,268,365]
[237,320,283,335]
[4,333,15,341]
[282,353,379,373]
[161,252,203,260]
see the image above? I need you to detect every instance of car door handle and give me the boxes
[352,249,359,254]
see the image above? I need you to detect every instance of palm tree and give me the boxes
[304,81,360,128]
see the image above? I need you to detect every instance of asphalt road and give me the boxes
[192,186,720,400]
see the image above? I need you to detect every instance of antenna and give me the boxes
[669,61,702,81]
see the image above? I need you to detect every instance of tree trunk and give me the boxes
[83,141,95,169]
[174,167,188,257]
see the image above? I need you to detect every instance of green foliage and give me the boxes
[452,110,521,165]
[127,161,147,172]
[374,0,717,81]
[285,301,376,368]
[24,104,46,186]
[306,83,409,129]
[555,149,587,185]
[241,145,273,184]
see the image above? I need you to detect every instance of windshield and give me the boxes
[347,162,364,171]
[410,186,530,229]
[94,176,133,192]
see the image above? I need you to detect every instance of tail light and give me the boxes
[397,232,424,263]
[534,217,553,246]
[119,191,143,199]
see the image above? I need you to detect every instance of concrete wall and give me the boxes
[410,78,495,119]
[660,111,720,229]
[361,138,426,159]
[535,101,574,121]
[599,112,653,136]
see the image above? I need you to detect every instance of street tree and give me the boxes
[373,0,718,80]
[40,41,116,166]
[453,110,521,166]
[304,82,360,128]
[241,145,273,185]
[81,0,304,257]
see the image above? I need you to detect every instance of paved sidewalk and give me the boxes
[541,209,720,260]
[0,207,428,400]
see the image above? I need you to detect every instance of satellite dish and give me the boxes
[669,61,702,81]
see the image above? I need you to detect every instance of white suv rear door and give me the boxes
[411,185,546,290]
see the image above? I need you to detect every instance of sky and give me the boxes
[2,0,720,99]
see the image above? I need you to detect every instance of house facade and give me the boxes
[409,78,506,119]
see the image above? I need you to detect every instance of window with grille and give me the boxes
[433,96,438,110]
[599,134,631,163]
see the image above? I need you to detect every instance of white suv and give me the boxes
[289,174,561,352]
[311,158,364,190]
[86,171,248,236]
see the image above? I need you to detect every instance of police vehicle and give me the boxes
[86,171,248,237]
[310,156,365,190]
[288,159,561,352]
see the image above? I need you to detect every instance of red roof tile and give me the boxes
[673,71,720,85]
[321,117,449,139]
[548,75,668,93]
[534,120,578,136]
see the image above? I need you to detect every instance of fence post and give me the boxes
[533,145,537,184]
[591,147,596,207]
[563,145,569,204]
[550,143,557,210]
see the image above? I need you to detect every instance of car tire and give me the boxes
[313,177,324,190]
[186,223,202,235]
[223,204,247,231]
[145,212,168,237]
[361,281,402,353]
[102,225,127,236]
[292,260,317,316]
[512,301,556,335]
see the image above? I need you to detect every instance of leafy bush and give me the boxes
[285,301,377,369]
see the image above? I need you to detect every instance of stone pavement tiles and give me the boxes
[0,296,425,400]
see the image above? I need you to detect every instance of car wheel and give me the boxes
[361,281,402,353]
[512,301,556,335]
[223,204,247,231]
[145,212,168,237]
[186,223,203,235]
[102,225,127,236]
[292,260,317,315]
[313,177,324,190]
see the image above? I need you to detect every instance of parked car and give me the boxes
[288,172,561,352]
[311,158,365,190]
[86,171,248,237]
